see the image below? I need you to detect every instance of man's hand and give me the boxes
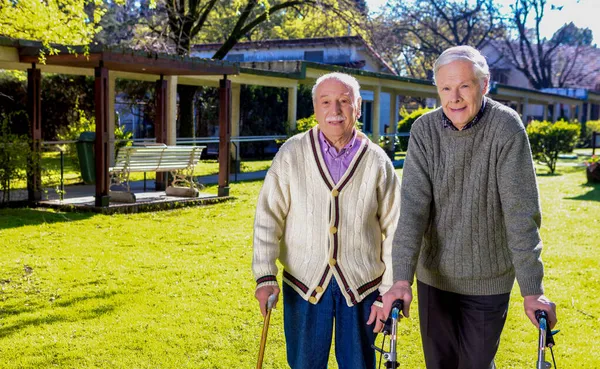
[255,285,280,317]
[524,294,557,329]
[367,303,386,332]
[382,280,413,320]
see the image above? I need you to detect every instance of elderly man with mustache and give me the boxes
[252,72,401,369]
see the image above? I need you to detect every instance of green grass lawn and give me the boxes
[1,161,599,368]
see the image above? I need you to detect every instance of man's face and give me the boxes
[436,60,487,129]
[313,79,361,144]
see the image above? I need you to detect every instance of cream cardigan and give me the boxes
[252,127,401,306]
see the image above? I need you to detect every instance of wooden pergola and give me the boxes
[0,38,238,206]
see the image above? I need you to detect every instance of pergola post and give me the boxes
[586,102,592,123]
[166,76,178,146]
[155,75,168,190]
[26,64,42,202]
[108,72,116,167]
[522,98,529,123]
[372,85,381,144]
[218,77,231,197]
[543,103,548,121]
[287,85,298,132]
[387,91,398,157]
[94,65,110,207]
[552,103,559,122]
[231,84,241,171]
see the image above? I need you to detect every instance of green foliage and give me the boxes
[0,0,104,61]
[294,115,319,134]
[57,105,132,172]
[583,120,600,147]
[396,107,433,150]
[0,113,31,203]
[526,120,580,174]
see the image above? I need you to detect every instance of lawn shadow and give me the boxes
[536,172,562,177]
[565,182,600,202]
[0,290,120,339]
[0,208,95,230]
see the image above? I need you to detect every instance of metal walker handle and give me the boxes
[535,310,555,369]
[374,299,404,368]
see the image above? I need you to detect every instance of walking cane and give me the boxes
[256,294,277,369]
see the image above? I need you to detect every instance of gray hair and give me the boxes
[433,46,491,94]
[312,72,361,105]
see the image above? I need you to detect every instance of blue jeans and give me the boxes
[283,277,378,369]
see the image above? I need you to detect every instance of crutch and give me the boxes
[373,299,404,368]
[256,294,277,369]
[535,309,559,369]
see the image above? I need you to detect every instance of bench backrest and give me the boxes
[111,145,205,173]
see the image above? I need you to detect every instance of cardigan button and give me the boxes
[330,226,337,234]
[329,258,337,266]
[315,286,324,293]
[308,296,317,304]
[331,189,339,197]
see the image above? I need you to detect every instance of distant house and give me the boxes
[482,42,600,122]
[191,36,400,136]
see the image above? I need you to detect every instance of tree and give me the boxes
[552,22,594,47]
[138,0,365,137]
[500,0,600,89]
[0,0,104,58]
[369,0,504,78]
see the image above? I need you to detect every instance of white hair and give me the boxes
[433,45,491,94]
[311,72,361,105]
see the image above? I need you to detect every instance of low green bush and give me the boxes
[526,119,580,174]
[584,120,600,147]
[397,107,433,151]
[57,106,132,171]
[0,112,31,203]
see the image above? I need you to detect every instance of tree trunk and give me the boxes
[178,85,197,138]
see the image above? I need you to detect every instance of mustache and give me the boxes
[326,115,345,122]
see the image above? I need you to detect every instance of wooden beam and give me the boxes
[218,77,231,197]
[155,76,168,191]
[95,66,110,207]
[26,65,42,202]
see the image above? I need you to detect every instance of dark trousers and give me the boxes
[417,280,510,369]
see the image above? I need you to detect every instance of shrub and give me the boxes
[57,105,132,172]
[526,120,580,174]
[584,120,600,147]
[0,112,31,203]
[396,107,433,151]
[294,115,318,134]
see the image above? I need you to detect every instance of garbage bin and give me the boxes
[76,131,95,184]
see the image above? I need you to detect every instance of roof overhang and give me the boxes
[0,37,238,77]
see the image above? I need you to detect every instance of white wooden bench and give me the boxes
[109,145,205,200]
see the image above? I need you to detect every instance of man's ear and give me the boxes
[356,96,362,119]
[482,77,490,95]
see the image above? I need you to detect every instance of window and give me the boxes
[490,68,509,84]
[304,50,324,63]
[226,53,245,62]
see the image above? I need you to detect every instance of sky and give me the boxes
[365,0,600,45]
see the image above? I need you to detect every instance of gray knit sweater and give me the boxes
[392,98,545,296]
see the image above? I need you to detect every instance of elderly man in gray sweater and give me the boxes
[382,46,557,369]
